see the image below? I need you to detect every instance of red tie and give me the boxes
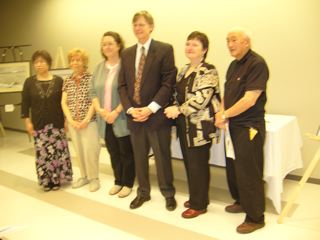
[133,47,146,104]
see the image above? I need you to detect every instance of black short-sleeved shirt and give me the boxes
[21,75,65,130]
[224,49,269,126]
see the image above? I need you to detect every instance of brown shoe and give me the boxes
[236,222,265,234]
[225,202,244,213]
[184,200,190,208]
[181,208,207,218]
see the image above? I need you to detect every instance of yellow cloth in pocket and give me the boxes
[249,127,258,140]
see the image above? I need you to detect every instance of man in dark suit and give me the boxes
[118,10,177,211]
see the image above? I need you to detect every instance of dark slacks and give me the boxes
[130,126,175,198]
[177,115,212,210]
[226,123,265,223]
[104,123,135,188]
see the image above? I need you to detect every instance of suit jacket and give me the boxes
[118,39,177,131]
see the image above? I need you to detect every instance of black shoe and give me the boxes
[43,184,51,192]
[184,200,190,208]
[165,197,177,211]
[52,183,60,191]
[130,195,151,209]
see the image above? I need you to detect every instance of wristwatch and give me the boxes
[222,112,228,121]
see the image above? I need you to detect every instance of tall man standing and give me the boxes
[118,10,177,211]
[215,29,269,234]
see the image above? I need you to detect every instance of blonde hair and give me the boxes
[67,48,89,69]
[132,10,154,26]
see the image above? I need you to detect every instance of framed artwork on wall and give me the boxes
[0,61,30,88]
[50,68,73,80]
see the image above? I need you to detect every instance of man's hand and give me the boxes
[215,111,227,129]
[132,107,152,122]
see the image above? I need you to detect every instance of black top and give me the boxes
[224,49,269,126]
[21,75,65,130]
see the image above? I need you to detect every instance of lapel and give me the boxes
[140,40,156,87]
[129,45,137,85]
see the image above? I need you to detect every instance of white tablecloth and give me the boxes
[171,114,303,213]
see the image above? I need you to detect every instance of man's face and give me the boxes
[133,17,153,44]
[226,32,249,60]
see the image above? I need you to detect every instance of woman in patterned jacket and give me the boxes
[165,31,221,218]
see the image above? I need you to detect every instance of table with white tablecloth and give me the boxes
[171,114,303,213]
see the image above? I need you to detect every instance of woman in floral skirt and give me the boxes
[21,50,73,191]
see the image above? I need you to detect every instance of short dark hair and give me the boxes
[31,50,52,68]
[101,31,125,60]
[187,31,210,60]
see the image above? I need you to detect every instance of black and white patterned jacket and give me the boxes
[175,62,221,147]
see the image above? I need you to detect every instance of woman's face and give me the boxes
[69,54,85,74]
[185,38,206,61]
[101,36,120,59]
[33,57,49,74]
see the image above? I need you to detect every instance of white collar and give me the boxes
[137,38,152,54]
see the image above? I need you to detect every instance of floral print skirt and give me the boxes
[33,124,73,186]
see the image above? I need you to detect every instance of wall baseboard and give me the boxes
[286,174,320,185]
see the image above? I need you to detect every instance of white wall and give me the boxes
[1,0,320,178]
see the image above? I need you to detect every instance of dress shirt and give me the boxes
[133,38,161,113]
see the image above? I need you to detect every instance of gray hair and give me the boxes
[228,27,252,47]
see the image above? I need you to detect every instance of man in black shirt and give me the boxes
[215,29,269,234]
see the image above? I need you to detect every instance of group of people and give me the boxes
[21,10,269,234]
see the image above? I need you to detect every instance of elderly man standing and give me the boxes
[215,29,269,234]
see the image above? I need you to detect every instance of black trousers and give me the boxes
[226,123,265,223]
[177,116,212,210]
[130,126,175,198]
[104,123,135,188]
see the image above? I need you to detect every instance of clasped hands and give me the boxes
[68,119,89,130]
[130,107,152,122]
[99,108,119,124]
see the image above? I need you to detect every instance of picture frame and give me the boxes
[0,61,30,88]
[50,68,73,80]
